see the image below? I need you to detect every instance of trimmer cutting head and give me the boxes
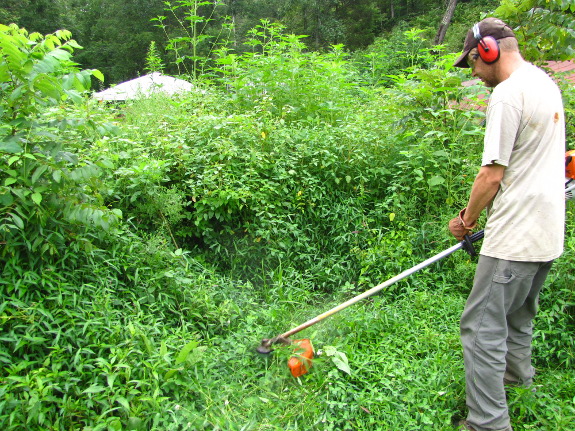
[256,337,291,354]
[287,339,314,377]
[256,339,274,354]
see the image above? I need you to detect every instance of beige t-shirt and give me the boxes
[480,62,565,261]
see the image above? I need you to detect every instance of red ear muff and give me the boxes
[472,23,500,64]
[477,36,500,64]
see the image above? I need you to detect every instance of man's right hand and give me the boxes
[449,216,471,241]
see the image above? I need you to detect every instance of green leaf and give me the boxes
[63,89,84,104]
[83,384,106,394]
[432,150,449,158]
[324,346,351,375]
[92,69,105,82]
[108,419,122,431]
[115,396,130,411]
[175,340,199,365]
[96,158,114,169]
[0,140,23,153]
[34,75,63,100]
[31,192,42,205]
[47,48,71,61]
[33,56,60,74]
[0,192,14,206]
[52,170,62,183]
[31,165,49,184]
[10,213,24,229]
[427,175,445,187]
[126,417,144,431]
[163,368,181,380]
[111,208,123,219]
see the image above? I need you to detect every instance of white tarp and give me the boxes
[93,72,194,101]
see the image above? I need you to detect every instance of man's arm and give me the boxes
[464,164,506,225]
[449,164,505,240]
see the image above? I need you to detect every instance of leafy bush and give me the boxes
[0,24,119,267]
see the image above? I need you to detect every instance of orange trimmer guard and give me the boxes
[287,339,314,377]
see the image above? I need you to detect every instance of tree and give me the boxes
[495,0,575,62]
[0,0,167,84]
[72,0,166,84]
[434,0,458,45]
[0,0,27,24]
[333,0,384,49]
[5,0,64,35]
[278,0,342,49]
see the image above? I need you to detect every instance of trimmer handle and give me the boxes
[462,230,485,257]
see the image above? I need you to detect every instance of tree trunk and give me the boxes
[434,0,458,45]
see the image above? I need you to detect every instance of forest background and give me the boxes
[1,0,575,430]
[3,0,575,85]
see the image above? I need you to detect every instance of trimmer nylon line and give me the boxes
[260,231,484,349]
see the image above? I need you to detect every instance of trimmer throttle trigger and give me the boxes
[461,230,485,257]
[462,235,476,256]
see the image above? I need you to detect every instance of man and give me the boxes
[449,17,565,431]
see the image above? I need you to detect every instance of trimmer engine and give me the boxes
[566,150,575,201]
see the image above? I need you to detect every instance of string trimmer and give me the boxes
[257,231,484,376]
[260,150,575,377]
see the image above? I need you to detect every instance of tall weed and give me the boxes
[212,20,360,124]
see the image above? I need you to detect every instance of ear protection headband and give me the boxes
[473,23,500,64]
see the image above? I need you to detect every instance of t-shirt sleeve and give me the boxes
[481,96,522,167]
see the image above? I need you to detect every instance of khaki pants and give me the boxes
[461,255,553,431]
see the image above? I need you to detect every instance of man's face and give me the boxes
[467,47,498,88]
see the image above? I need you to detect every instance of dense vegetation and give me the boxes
[1,1,575,430]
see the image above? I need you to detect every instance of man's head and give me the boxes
[454,18,516,68]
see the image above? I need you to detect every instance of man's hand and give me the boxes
[449,216,471,241]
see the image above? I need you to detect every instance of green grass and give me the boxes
[2,217,573,430]
[145,275,573,430]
